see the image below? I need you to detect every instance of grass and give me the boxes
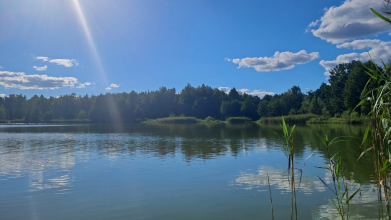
[225,117,252,124]
[0,119,92,124]
[307,117,369,124]
[143,117,201,124]
[257,114,369,125]
[258,114,319,124]
[144,116,253,124]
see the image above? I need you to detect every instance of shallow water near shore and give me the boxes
[0,123,383,219]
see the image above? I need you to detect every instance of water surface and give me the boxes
[0,123,381,219]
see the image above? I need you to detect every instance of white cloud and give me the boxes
[218,87,274,98]
[224,58,231,62]
[218,87,231,93]
[308,0,389,44]
[0,66,3,69]
[76,82,93,88]
[230,50,319,72]
[320,39,391,70]
[110,83,119,88]
[36,56,49,62]
[106,87,112,90]
[0,94,5,98]
[49,59,78,67]
[238,88,275,98]
[33,65,47,71]
[0,71,78,90]
[35,56,79,67]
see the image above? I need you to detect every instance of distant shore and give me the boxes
[0,114,369,125]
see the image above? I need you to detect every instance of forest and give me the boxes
[0,60,376,123]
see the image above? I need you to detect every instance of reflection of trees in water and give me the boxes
[0,123,375,188]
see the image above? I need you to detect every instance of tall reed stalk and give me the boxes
[355,57,391,219]
[316,135,360,220]
[273,117,298,220]
[350,5,391,219]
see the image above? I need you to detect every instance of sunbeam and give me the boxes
[72,0,122,126]
[72,0,106,82]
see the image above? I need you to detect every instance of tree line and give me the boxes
[0,60,375,122]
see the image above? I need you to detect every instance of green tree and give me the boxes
[43,111,54,121]
[257,100,269,117]
[0,105,6,119]
[78,110,88,119]
[241,96,258,119]
[309,96,321,115]
[343,61,372,112]
[328,62,355,115]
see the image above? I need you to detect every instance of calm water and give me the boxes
[0,123,382,219]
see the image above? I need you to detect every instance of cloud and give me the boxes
[36,56,49,62]
[230,50,319,72]
[320,39,391,70]
[106,83,119,90]
[0,94,5,98]
[238,88,275,98]
[218,87,275,98]
[0,66,3,69]
[224,58,231,62]
[0,71,78,90]
[308,0,389,44]
[49,59,78,67]
[35,56,79,67]
[33,65,47,71]
[218,87,231,93]
[76,82,93,88]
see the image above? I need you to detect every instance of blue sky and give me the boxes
[1,0,390,98]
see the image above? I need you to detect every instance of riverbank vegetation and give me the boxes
[0,60,377,124]
[258,113,369,124]
[143,116,251,124]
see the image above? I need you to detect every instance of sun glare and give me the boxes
[72,0,122,125]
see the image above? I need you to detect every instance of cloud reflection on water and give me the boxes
[235,166,326,195]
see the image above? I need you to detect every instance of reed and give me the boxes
[272,117,298,220]
[316,135,361,220]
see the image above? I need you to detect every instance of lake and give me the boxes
[0,123,382,219]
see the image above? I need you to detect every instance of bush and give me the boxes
[144,117,199,124]
[350,111,360,119]
[226,117,252,124]
[289,108,298,115]
[205,116,215,121]
[341,110,350,119]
